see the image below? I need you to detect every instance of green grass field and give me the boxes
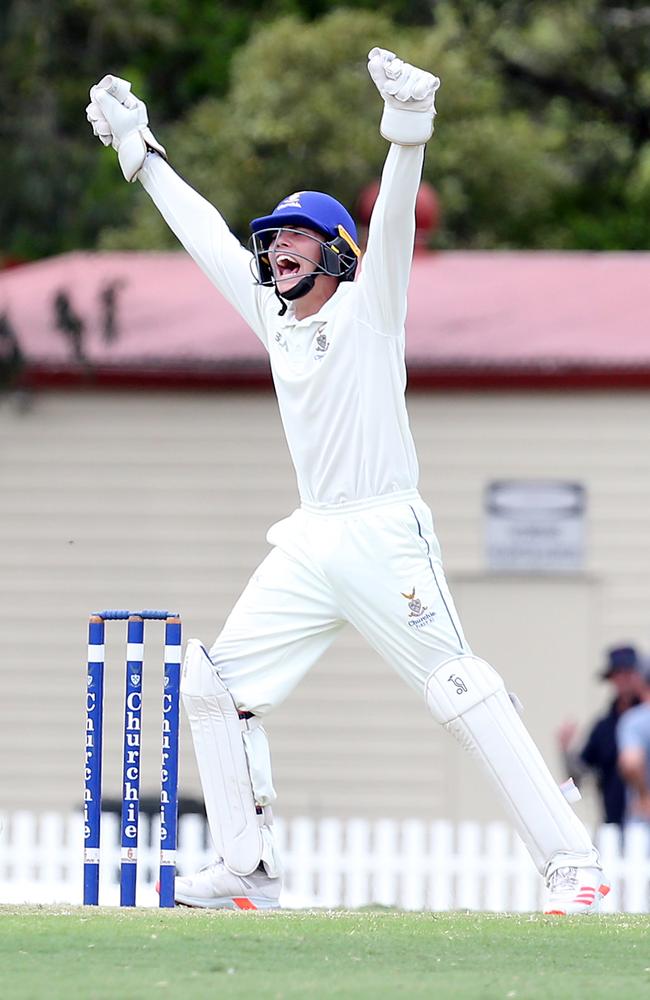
[2,907,650,999]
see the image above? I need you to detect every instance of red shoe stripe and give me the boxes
[232,897,257,910]
[599,884,611,897]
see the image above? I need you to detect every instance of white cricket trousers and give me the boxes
[208,488,600,876]
[210,490,469,712]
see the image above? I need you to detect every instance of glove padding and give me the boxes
[367,47,440,145]
[86,75,167,182]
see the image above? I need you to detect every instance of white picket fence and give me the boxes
[1,812,649,911]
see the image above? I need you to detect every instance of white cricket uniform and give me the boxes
[140,144,469,714]
[140,145,601,882]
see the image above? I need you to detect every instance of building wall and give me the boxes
[2,387,649,828]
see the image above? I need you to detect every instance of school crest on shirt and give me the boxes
[313,324,329,360]
[401,587,436,629]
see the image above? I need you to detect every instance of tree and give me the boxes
[450,0,650,247]
[0,0,179,259]
[100,7,572,251]
[0,0,437,261]
[3,2,649,257]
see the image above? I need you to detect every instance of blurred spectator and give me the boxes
[617,662,650,825]
[557,646,642,825]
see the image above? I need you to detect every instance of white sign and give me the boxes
[485,480,586,572]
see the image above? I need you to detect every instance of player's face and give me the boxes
[610,669,642,699]
[268,226,324,293]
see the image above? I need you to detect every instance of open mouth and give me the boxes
[274,254,302,279]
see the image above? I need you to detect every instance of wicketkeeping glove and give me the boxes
[367,47,440,146]
[86,75,167,182]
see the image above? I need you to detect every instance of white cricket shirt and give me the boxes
[139,143,425,508]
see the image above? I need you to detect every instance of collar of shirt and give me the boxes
[279,283,353,330]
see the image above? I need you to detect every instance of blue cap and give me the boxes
[600,645,640,679]
[250,191,358,247]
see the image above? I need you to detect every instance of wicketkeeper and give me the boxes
[87,47,609,914]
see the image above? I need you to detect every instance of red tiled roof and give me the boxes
[1,249,648,388]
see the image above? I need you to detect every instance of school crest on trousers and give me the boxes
[401,587,437,629]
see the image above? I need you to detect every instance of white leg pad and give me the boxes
[425,655,599,875]
[181,639,281,877]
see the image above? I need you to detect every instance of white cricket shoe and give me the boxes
[543,865,610,915]
[173,860,281,910]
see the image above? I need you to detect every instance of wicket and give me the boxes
[83,610,182,907]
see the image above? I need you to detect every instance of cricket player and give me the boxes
[87,48,609,914]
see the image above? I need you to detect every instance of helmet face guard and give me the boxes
[248,191,361,299]
[247,224,361,289]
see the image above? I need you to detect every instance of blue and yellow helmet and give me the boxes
[249,191,361,288]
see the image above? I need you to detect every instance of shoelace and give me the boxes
[547,866,579,892]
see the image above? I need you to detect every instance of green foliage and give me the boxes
[454,0,650,247]
[2,1,650,257]
[0,0,436,261]
[0,0,181,259]
[101,7,573,250]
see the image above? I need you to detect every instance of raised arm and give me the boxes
[86,76,272,344]
[358,49,439,336]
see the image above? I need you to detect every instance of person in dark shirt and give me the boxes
[557,646,643,825]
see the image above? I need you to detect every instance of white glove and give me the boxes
[367,47,440,145]
[86,75,167,182]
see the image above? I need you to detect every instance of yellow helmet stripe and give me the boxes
[337,224,362,258]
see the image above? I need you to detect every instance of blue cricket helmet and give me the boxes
[250,191,359,246]
[248,191,361,292]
